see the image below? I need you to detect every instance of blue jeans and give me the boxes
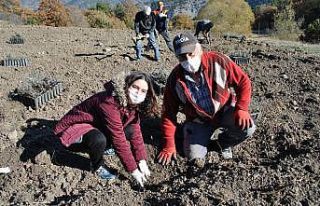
[159,30,174,52]
[183,106,256,159]
[135,32,160,60]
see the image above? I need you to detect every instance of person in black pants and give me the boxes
[54,72,158,187]
[148,1,174,52]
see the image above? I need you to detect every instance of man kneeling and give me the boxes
[158,32,256,165]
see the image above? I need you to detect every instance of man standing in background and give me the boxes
[134,6,160,61]
[152,1,174,52]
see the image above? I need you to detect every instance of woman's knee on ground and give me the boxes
[84,129,107,150]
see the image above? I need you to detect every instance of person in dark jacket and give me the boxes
[54,71,157,187]
[194,19,214,45]
[152,1,174,52]
[134,6,160,61]
[157,32,256,165]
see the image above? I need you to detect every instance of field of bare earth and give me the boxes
[0,23,319,205]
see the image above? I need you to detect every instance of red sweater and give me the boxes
[161,51,252,149]
[54,82,147,172]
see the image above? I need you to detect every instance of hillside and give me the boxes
[0,24,319,205]
[20,0,207,17]
[20,0,123,10]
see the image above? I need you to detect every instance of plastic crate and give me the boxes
[11,82,63,109]
[229,52,251,65]
[8,34,25,44]
[2,57,30,67]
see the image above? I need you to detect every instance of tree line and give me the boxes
[0,0,319,42]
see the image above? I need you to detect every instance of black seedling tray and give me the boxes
[229,52,251,65]
[11,82,63,109]
[229,56,250,65]
[2,58,30,67]
[8,34,25,44]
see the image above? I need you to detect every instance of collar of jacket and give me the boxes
[104,71,129,107]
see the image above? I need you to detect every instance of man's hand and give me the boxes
[234,109,253,130]
[159,13,167,18]
[157,147,176,165]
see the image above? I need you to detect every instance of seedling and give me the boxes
[8,34,25,44]
[10,74,63,109]
[229,51,251,65]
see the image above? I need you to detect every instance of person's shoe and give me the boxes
[96,166,117,180]
[136,57,144,61]
[221,147,233,159]
[104,148,115,156]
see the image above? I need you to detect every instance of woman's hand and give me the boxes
[131,169,147,187]
[138,160,151,179]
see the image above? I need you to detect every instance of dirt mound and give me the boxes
[0,25,319,205]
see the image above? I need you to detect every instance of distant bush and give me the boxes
[38,0,71,27]
[253,5,277,33]
[113,4,125,20]
[85,10,111,28]
[197,0,254,35]
[18,8,39,25]
[25,16,41,25]
[86,1,137,29]
[108,15,127,29]
[171,14,194,29]
[67,6,89,27]
[0,0,28,25]
[290,0,319,30]
[118,0,139,29]
[273,1,302,41]
[85,10,126,29]
[96,2,111,14]
[0,0,20,13]
[304,18,320,42]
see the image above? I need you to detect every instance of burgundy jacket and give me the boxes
[162,51,252,149]
[54,82,147,172]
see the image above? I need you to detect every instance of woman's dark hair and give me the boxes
[124,71,158,116]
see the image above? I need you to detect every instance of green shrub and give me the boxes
[273,1,302,41]
[113,4,125,20]
[85,10,127,29]
[26,16,41,25]
[197,0,254,35]
[305,18,320,42]
[172,14,194,29]
[120,0,138,29]
[96,2,111,14]
[253,5,277,32]
[85,10,111,28]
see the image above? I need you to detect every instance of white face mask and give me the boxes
[128,87,146,105]
[180,55,201,73]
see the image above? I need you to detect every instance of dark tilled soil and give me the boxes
[0,24,319,205]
